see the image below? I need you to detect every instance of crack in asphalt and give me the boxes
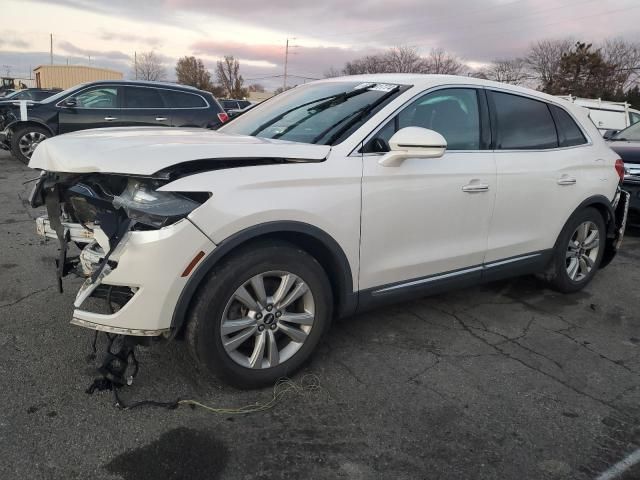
[0,286,55,309]
[429,305,627,414]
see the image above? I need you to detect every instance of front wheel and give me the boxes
[186,241,332,388]
[546,207,606,293]
[10,125,50,164]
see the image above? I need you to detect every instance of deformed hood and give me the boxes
[28,127,331,175]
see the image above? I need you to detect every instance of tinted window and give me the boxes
[366,88,481,152]
[549,105,587,147]
[161,90,207,108]
[74,87,118,108]
[123,87,165,108]
[238,100,251,109]
[492,92,558,149]
[32,91,53,101]
[221,100,239,110]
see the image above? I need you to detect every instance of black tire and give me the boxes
[546,207,606,293]
[185,240,332,389]
[10,125,50,164]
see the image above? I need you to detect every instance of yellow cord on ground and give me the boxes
[176,374,322,415]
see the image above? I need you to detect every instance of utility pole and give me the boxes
[283,39,289,91]
[283,37,298,91]
[50,33,53,65]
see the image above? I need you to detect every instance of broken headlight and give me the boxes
[112,178,206,228]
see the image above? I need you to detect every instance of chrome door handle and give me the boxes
[557,176,576,186]
[104,116,117,121]
[155,117,168,121]
[462,183,489,193]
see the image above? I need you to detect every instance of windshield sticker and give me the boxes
[368,84,398,92]
[353,83,374,90]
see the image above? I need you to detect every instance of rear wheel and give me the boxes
[10,125,49,164]
[186,241,332,388]
[546,207,606,293]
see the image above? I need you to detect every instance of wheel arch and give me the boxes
[7,120,55,137]
[171,221,357,338]
[555,194,618,268]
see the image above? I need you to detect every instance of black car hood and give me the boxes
[608,141,640,165]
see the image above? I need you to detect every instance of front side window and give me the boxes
[74,87,118,108]
[550,105,587,147]
[365,88,481,152]
[630,111,640,126]
[219,81,405,145]
[492,91,557,149]
[123,87,165,108]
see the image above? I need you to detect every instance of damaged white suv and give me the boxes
[29,75,629,388]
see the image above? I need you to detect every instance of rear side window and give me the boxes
[161,90,207,108]
[492,91,558,149]
[123,87,165,108]
[549,105,587,147]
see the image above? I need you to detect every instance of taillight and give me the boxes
[615,159,625,182]
[217,112,229,123]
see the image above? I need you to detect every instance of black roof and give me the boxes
[78,80,207,94]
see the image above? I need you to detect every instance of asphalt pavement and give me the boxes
[1,149,639,480]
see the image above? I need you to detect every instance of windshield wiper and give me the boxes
[250,88,371,137]
[316,85,401,145]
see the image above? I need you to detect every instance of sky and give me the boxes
[1,0,639,91]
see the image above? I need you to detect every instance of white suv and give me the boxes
[29,74,629,388]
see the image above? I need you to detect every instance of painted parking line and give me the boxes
[596,448,640,480]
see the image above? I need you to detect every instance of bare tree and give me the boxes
[132,51,166,81]
[343,54,389,75]
[601,38,640,91]
[216,56,247,98]
[175,56,213,90]
[423,48,465,75]
[385,46,426,73]
[481,58,528,85]
[525,39,573,91]
[323,66,342,78]
[248,83,265,93]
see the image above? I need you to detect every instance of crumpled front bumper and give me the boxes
[38,216,215,336]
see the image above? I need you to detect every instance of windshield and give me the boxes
[613,121,640,141]
[219,81,405,145]
[40,83,88,104]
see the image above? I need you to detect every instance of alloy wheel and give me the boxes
[18,131,47,158]
[565,220,599,282]
[220,271,315,369]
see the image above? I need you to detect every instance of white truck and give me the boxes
[558,95,640,136]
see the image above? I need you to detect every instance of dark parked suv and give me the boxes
[0,80,228,163]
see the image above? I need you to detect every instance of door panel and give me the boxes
[359,87,495,290]
[485,90,589,262]
[486,149,588,262]
[360,152,495,289]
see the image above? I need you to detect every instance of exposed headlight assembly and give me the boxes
[113,178,208,229]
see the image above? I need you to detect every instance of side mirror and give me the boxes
[379,127,447,167]
[63,97,77,107]
[602,129,618,140]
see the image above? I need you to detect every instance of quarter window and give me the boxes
[123,87,165,108]
[365,88,481,152]
[630,111,640,126]
[549,105,587,147]
[161,90,207,108]
[74,87,118,108]
[492,91,558,149]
